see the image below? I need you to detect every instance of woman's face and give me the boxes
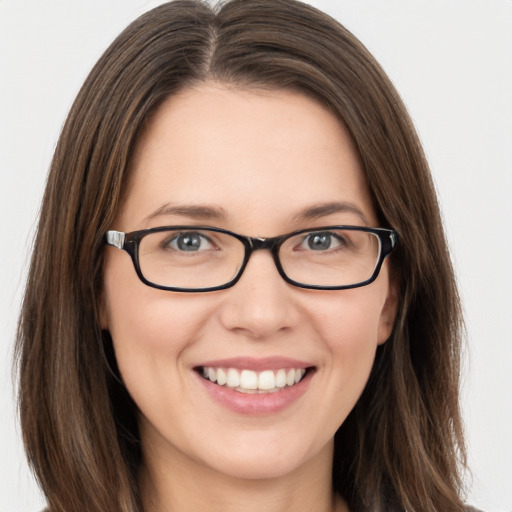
[102,83,397,482]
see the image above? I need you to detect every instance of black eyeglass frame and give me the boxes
[105,225,399,292]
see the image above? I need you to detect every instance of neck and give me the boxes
[139,438,348,512]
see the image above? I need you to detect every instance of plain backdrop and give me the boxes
[1,1,511,511]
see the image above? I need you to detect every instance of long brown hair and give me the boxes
[16,1,466,511]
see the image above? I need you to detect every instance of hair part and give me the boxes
[16,1,466,511]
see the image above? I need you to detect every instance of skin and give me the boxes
[101,83,397,512]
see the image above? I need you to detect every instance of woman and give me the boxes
[16,1,470,511]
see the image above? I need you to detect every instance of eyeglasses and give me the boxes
[105,225,398,292]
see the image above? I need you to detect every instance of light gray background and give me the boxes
[1,1,511,511]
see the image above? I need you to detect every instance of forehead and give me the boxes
[117,82,375,232]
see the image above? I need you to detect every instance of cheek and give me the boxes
[102,255,212,392]
[325,306,380,389]
[107,291,210,366]
[308,288,387,399]
[310,286,386,349]
[104,288,217,435]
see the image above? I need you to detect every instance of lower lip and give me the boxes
[196,370,313,416]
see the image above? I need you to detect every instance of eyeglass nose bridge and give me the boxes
[239,235,286,280]
[246,234,286,259]
[248,235,280,250]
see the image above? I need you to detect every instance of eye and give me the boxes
[301,231,345,251]
[164,231,215,252]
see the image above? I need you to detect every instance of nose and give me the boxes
[218,250,300,339]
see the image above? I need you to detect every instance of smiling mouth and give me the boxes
[197,367,311,394]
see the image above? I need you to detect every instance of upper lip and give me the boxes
[195,356,313,371]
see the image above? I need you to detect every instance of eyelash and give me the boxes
[162,232,216,252]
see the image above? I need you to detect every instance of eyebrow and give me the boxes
[143,200,368,226]
[143,203,227,223]
[292,201,369,225]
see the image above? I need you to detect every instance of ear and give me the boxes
[377,280,398,345]
[98,289,109,330]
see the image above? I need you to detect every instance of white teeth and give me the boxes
[258,370,275,390]
[201,366,308,392]
[226,368,240,387]
[275,369,287,388]
[216,368,227,386]
[240,370,258,390]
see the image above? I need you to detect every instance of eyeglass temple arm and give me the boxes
[106,230,126,249]
[385,231,399,254]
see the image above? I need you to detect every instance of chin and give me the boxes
[197,432,331,482]
[207,452,307,481]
